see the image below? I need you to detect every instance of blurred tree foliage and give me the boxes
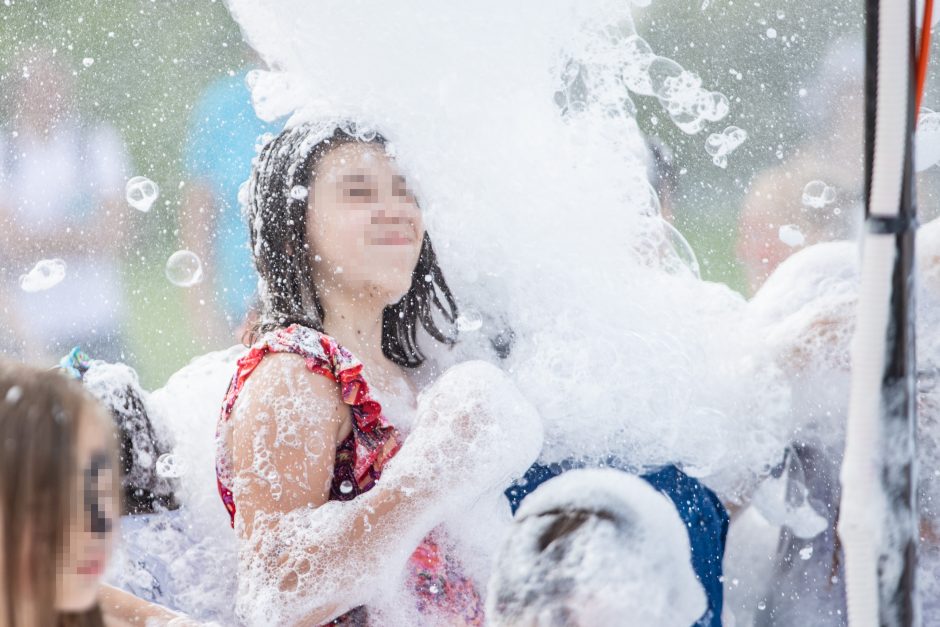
[633,1,864,290]
[2,1,936,386]
[1,0,245,386]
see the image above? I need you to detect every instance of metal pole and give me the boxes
[839,0,919,625]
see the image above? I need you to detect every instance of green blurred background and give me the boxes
[1,0,935,388]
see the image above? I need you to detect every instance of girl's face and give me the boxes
[55,406,117,612]
[307,142,425,302]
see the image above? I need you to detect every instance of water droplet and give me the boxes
[456,310,483,332]
[801,180,837,209]
[20,259,67,292]
[424,274,433,283]
[290,185,308,200]
[4,386,22,405]
[155,453,183,478]
[758,601,767,611]
[125,176,160,212]
[165,250,204,287]
[428,583,440,594]
[696,91,730,122]
[704,126,747,168]
[339,480,354,494]
[82,57,94,68]
[778,224,805,248]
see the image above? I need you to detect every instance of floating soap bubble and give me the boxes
[801,180,837,209]
[766,28,777,39]
[289,185,308,200]
[704,126,747,168]
[125,176,160,213]
[165,250,204,287]
[695,91,730,123]
[799,546,814,561]
[915,110,940,173]
[155,453,185,479]
[778,224,805,248]
[648,57,686,96]
[620,35,656,95]
[82,57,94,68]
[456,310,484,332]
[19,259,67,292]
[647,55,729,134]
[339,479,354,494]
[658,220,702,279]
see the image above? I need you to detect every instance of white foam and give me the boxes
[231,360,542,625]
[226,0,791,509]
[487,468,706,627]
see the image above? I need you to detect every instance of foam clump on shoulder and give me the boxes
[487,468,706,627]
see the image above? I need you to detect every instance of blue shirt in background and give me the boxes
[505,462,729,627]
[184,70,281,324]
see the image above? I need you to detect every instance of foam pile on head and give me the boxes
[225,0,794,497]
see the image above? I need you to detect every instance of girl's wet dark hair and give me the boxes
[71,356,179,517]
[246,123,459,368]
[106,383,179,515]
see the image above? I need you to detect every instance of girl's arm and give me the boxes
[231,356,541,626]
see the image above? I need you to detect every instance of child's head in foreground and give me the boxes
[0,358,120,627]
[486,468,706,627]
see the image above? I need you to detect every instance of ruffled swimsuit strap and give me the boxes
[215,323,401,526]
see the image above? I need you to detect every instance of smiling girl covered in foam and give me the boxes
[215,123,542,626]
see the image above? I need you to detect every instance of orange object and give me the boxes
[916,0,934,117]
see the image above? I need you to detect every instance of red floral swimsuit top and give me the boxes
[215,324,483,626]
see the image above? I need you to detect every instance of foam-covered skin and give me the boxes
[486,468,706,627]
[230,359,542,626]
